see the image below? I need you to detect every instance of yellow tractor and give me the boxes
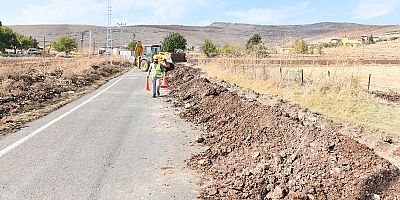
[134,43,161,72]
[134,42,186,72]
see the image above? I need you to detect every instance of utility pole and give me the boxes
[106,0,113,55]
[89,30,92,55]
[81,32,84,52]
[93,39,96,54]
[43,36,46,56]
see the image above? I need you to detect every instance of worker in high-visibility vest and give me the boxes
[147,55,166,98]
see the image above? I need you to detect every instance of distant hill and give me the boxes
[8,22,397,49]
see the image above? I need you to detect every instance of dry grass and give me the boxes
[0,55,130,135]
[0,55,121,76]
[0,55,125,96]
[324,39,400,60]
[201,60,400,140]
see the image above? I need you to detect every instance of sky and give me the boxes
[1,0,400,26]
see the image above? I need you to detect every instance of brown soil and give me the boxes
[0,61,130,136]
[168,65,400,199]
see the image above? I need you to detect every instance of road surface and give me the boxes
[0,68,201,200]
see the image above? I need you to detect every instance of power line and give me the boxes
[117,22,126,48]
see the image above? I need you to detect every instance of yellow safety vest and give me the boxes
[150,63,162,78]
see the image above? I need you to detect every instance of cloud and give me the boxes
[13,0,210,25]
[117,0,210,25]
[225,2,310,25]
[17,0,104,25]
[353,0,400,19]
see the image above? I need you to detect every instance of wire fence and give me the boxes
[194,57,400,93]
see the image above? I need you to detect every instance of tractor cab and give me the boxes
[139,45,161,71]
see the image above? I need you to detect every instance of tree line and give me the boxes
[0,26,39,53]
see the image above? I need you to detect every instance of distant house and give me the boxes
[361,35,381,43]
[98,48,106,55]
[119,49,133,60]
[330,38,340,44]
[361,35,369,41]
[372,36,381,42]
[194,46,202,52]
[341,37,362,45]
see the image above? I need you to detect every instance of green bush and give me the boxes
[52,35,78,54]
[127,41,137,51]
[0,26,37,53]
[0,26,15,52]
[249,43,269,58]
[246,34,262,49]
[202,39,217,57]
[316,44,323,55]
[292,40,308,54]
[161,32,187,53]
[218,44,244,57]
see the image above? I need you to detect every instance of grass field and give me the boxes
[200,59,400,140]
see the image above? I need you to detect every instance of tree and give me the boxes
[52,36,78,55]
[10,33,33,53]
[0,26,14,52]
[368,35,375,44]
[202,39,217,57]
[316,44,323,55]
[0,26,36,53]
[18,34,33,50]
[292,40,308,54]
[161,32,187,53]
[127,41,137,51]
[30,36,39,48]
[246,34,262,49]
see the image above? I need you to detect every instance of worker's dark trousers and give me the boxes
[151,77,161,97]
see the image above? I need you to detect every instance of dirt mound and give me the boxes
[168,65,400,199]
[0,61,130,135]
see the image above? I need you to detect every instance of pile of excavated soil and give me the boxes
[0,61,130,135]
[168,65,400,199]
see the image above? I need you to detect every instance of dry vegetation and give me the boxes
[197,58,400,140]
[323,39,400,60]
[0,55,131,135]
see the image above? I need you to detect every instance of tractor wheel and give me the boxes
[140,60,149,72]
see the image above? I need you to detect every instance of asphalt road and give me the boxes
[0,68,201,200]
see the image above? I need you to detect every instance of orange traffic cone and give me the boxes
[145,78,150,91]
[160,75,168,89]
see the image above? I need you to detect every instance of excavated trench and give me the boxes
[167,64,400,200]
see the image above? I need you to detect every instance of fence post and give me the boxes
[368,74,372,92]
[301,69,304,85]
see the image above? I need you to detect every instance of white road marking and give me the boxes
[0,70,133,159]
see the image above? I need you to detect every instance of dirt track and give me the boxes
[168,65,400,199]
